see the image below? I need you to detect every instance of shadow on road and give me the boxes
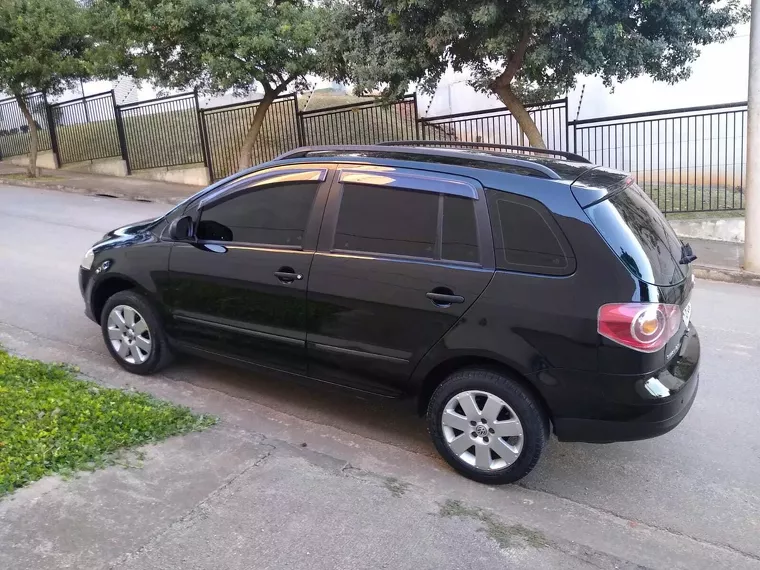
[165,355,435,457]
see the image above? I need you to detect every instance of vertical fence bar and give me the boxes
[194,90,210,172]
[293,94,305,147]
[199,109,214,181]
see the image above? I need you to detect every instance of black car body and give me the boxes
[79,143,700,483]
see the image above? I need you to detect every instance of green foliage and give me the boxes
[0,0,101,96]
[98,0,340,96]
[335,0,750,101]
[0,350,216,495]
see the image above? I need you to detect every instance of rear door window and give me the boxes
[584,182,684,285]
[334,184,438,258]
[334,183,480,264]
[442,195,479,263]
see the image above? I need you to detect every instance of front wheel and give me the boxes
[100,290,172,375]
[427,368,549,484]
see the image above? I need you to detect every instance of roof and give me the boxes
[274,143,596,182]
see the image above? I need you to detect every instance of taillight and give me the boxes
[598,303,682,353]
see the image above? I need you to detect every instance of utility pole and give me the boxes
[746,0,760,272]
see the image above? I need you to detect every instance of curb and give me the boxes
[692,264,760,287]
[0,177,186,206]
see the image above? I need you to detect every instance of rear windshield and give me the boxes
[584,182,685,285]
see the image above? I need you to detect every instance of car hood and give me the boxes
[103,217,162,240]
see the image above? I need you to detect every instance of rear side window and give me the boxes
[196,182,318,246]
[487,190,575,275]
[334,183,479,263]
[585,183,684,285]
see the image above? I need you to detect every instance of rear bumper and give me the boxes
[554,370,698,443]
[547,326,700,443]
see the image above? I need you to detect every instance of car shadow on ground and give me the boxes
[165,355,435,457]
[163,354,645,485]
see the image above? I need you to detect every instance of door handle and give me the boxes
[426,291,465,306]
[274,270,303,283]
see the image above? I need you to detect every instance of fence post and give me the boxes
[42,92,61,168]
[113,92,131,175]
[199,109,214,182]
[412,93,422,140]
[194,89,212,176]
[294,94,306,147]
[564,97,570,153]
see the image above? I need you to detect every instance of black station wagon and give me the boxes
[79,142,700,484]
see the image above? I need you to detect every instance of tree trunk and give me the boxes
[237,91,277,171]
[15,93,39,177]
[491,82,546,149]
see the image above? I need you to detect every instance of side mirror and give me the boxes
[168,216,193,241]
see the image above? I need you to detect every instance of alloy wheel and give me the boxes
[107,305,152,365]
[441,390,524,471]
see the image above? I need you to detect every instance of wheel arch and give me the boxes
[415,355,553,424]
[90,274,142,324]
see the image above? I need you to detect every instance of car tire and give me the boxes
[100,290,172,375]
[427,367,549,484]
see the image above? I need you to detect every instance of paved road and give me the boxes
[1,185,759,568]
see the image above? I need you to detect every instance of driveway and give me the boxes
[1,185,759,569]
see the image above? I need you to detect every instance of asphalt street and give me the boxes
[1,185,759,568]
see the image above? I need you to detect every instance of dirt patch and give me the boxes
[439,499,549,550]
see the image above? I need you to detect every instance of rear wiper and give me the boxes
[679,242,697,265]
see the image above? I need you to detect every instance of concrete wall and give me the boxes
[61,157,128,177]
[669,218,745,243]
[131,163,210,186]
[7,150,58,170]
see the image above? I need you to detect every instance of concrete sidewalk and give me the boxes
[0,162,200,205]
[688,238,760,286]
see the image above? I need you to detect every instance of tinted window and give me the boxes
[488,190,573,275]
[196,182,318,246]
[334,184,438,258]
[442,195,479,263]
[585,183,684,285]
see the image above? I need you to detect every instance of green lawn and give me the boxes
[640,183,744,214]
[0,350,216,496]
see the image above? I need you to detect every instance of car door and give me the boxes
[306,166,495,396]
[166,165,333,375]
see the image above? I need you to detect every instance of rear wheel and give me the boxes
[101,290,171,375]
[427,368,548,484]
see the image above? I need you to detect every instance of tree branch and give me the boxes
[492,27,531,88]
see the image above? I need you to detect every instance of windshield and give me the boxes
[584,182,685,286]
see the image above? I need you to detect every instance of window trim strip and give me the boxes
[338,169,479,199]
[199,168,328,210]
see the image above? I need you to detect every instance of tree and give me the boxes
[101,0,341,170]
[0,0,96,176]
[334,0,749,148]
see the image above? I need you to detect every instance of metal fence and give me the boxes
[118,92,205,172]
[300,95,419,146]
[569,102,747,213]
[0,92,52,159]
[201,93,299,181]
[419,98,569,151]
[0,88,750,214]
[50,91,121,165]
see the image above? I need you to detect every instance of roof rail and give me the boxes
[271,145,566,179]
[377,140,592,164]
